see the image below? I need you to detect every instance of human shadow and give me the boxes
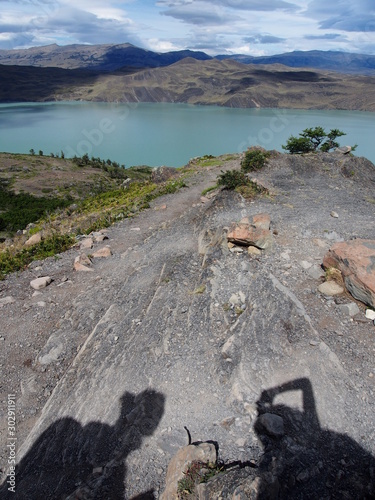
[254,378,375,499]
[0,389,165,499]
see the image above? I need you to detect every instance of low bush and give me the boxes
[0,185,72,232]
[217,168,267,200]
[241,149,271,172]
[217,170,248,189]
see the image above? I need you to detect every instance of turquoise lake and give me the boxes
[0,102,374,167]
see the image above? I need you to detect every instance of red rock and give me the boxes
[74,262,93,272]
[227,213,273,250]
[323,239,375,307]
[252,213,271,230]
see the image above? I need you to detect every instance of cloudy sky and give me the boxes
[1,0,374,55]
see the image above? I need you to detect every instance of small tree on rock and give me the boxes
[282,126,346,154]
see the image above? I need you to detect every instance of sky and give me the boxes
[0,0,374,55]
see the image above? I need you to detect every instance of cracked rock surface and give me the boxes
[0,152,374,499]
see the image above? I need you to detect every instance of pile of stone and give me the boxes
[227,213,272,255]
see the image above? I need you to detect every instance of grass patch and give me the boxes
[191,284,206,294]
[126,165,153,181]
[235,180,267,200]
[0,233,75,280]
[201,185,218,196]
[192,154,217,167]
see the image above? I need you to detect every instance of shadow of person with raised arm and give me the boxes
[254,378,375,499]
[0,388,165,499]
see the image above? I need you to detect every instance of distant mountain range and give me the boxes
[217,50,375,76]
[0,43,211,71]
[1,43,375,75]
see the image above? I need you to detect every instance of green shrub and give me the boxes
[282,136,314,154]
[241,149,270,172]
[0,185,72,232]
[217,170,248,189]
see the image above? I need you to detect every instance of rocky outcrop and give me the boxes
[151,166,179,183]
[323,239,375,307]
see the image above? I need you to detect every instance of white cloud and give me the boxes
[147,38,179,51]
[0,1,142,49]
[215,0,298,11]
[160,2,240,26]
[0,0,374,55]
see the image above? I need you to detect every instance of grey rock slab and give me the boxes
[307,264,325,280]
[337,302,360,317]
[336,146,352,154]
